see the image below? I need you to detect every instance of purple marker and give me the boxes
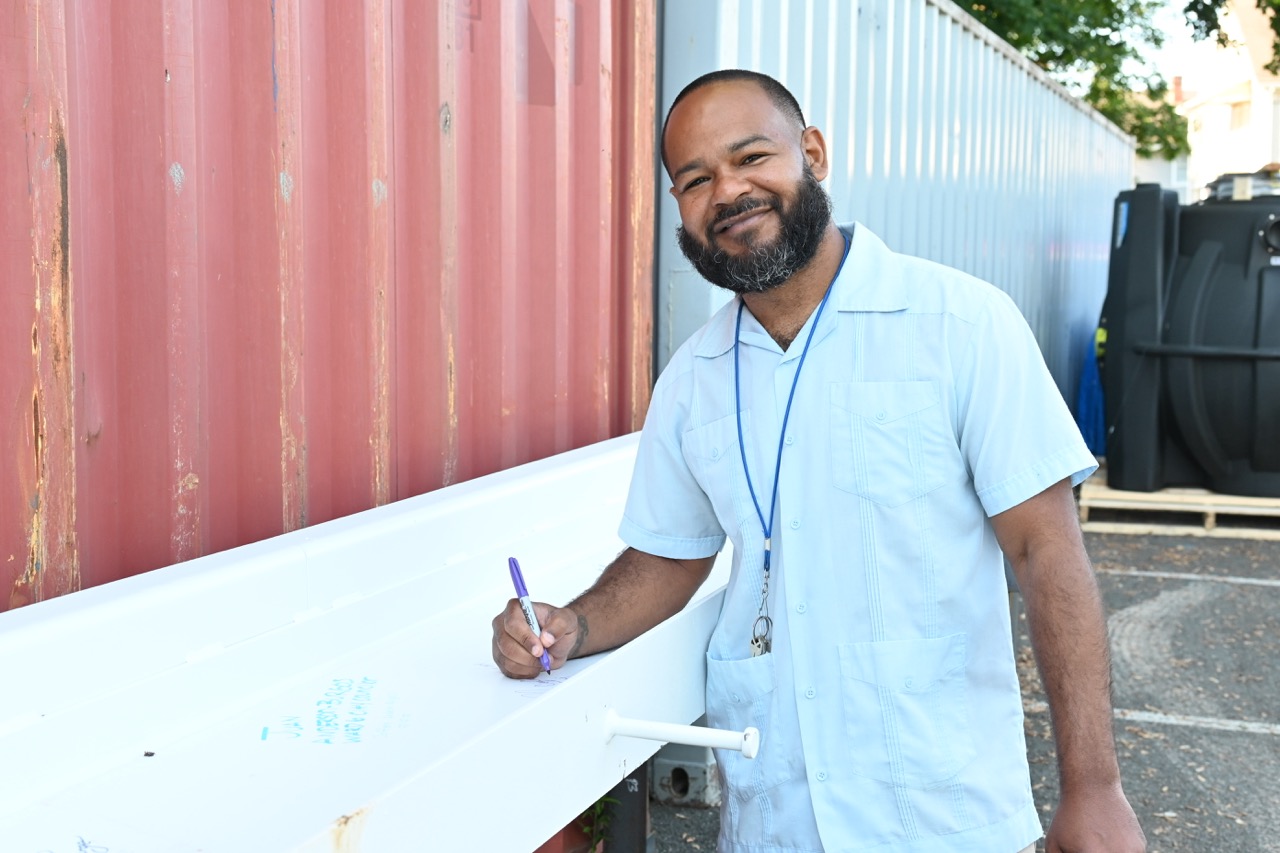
[508,557,553,675]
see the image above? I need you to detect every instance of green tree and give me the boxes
[967,1,1280,160]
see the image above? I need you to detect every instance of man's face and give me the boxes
[664,81,832,294]
[676,164,831,294]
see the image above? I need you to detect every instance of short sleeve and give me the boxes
[958,290,1098,517]
[618,371,727,559]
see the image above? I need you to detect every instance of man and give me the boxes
[493,70,1146,853]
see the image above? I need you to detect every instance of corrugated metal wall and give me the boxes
[2,0,656,611]
[657,0,1136,397]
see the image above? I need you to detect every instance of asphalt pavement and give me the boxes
[648,532,1280,852]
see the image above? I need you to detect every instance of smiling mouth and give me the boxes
[714,205,774,236]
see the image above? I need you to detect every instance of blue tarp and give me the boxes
[1076,338,1106,457]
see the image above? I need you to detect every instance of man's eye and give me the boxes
[742,153,765,164]
[682,176,708,192]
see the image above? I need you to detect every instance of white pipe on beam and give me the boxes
[604,709,759,759]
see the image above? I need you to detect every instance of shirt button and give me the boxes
[784,435,794,445]
[875,411,887,422]
[790,519,800,529]
[904,678,914,689]
[816,771,828,781]
[805,687,816,699]
[711,447,720,460]
[796,602,807,614]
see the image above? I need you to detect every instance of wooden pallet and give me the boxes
[1078,473,1280,540]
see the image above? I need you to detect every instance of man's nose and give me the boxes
[710,171,752,208]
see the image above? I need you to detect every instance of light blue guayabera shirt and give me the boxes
[620,224,1097,853]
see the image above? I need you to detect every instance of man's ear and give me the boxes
[801,125,830,182]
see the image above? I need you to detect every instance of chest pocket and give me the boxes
[681,412,754,529]
[829,381,953,507]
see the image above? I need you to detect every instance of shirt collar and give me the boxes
[834,222,910,313]
[692,222,909,359]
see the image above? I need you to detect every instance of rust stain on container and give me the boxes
[438,80,460,487]
[44,119,81,606]
[273,0,308,533]
[623,0,659,427]
[366,0,392,508]
[3,0,656,610]
[435,6,460,489]
[12,0,81,612]
[162,4,205,567]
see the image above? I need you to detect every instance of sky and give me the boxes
[1146,1,1251,95]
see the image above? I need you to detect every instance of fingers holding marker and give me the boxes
[492,601,545,679]
[494,559,584,678]
[530,626,556,659]
[507,557,553,674]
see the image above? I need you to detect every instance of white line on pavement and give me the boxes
[1112,708,1280,736]
[1024,701,1280,735]
[1096,568,1280,588]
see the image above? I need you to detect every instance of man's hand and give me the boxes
[491,600,583,679]
[1046,780,1147,852]
[489,548,715,680]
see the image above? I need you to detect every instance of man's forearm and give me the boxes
[1017,530,1121,788]
[996,480,1122,787]
[996,481,1146,849]
[566,547,715,659]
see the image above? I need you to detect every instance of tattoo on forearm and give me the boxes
[568,613,588,659]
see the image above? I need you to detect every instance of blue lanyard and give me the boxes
[733,234,850,577]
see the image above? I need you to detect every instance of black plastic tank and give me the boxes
[1099,174,1280,497]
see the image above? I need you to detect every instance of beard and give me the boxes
[676,165,832,294]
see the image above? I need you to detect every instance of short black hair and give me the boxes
[660,70,807,174]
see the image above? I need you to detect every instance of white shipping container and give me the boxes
[656,0,1137,402]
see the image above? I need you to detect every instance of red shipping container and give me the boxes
[1,0,656,610]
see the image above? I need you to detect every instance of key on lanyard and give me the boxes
[751,615,772,657]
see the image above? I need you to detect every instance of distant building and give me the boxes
[1134,140,1190,204]
[1175,0,1280,200]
